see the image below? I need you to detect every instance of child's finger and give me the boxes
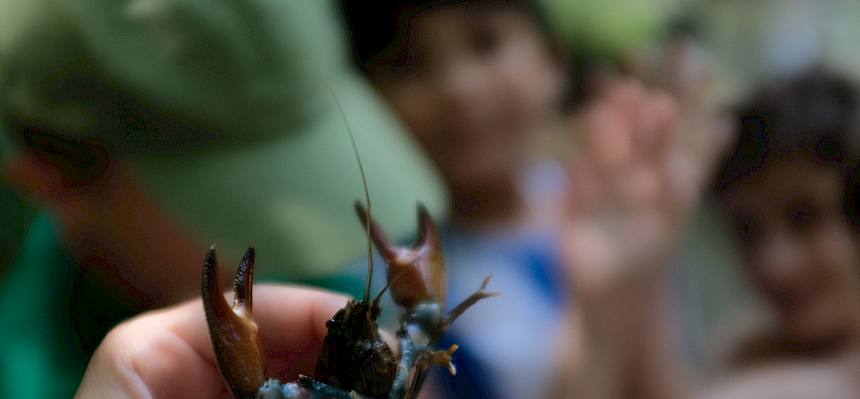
[633,90,679,162]
[566,158,604,218]
[579,102,635,174]
[602,77,648,128]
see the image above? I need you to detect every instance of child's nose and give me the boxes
[754,231,807,286]
[437,59,491,106]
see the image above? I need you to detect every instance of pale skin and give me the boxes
[76,285,348,399]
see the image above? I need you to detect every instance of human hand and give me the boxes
[563,75,732,302]
[76,285,347,399]
[553,74,731,399]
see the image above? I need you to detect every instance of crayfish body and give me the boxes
[203,204,496,399]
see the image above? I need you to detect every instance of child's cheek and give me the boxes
[495,33,563,121]
[808,220,860,320]
[381,81,439,143]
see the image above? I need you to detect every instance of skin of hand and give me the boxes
[76,285,348,399]
[556,71,733,399]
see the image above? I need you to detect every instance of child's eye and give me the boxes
[788,206,818,231]
[471,22,502,56]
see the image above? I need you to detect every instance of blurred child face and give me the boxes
[368,4,564,190]
[723,157,860,344]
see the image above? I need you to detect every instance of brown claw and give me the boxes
[355,202,447,308]
[203,246,265,399]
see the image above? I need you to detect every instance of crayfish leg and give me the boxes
[446,275,498,325]
[423,344,459,376]
[203,246,266,399]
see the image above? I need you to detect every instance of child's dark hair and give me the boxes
[716,68,860,227]
[338,0,553,73]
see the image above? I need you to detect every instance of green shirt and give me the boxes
[0,214,139,398]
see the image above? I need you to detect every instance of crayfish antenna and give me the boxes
[202,245,265,399]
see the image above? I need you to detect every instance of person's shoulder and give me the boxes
[701,359,857,399]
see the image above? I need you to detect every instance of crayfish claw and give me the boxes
[202,245,265,399]
[446,275,499,324]
[354,201,397,261]
[355,202,447,308]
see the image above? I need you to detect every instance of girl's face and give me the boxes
[723,157,860,344]
[369,5,564,190]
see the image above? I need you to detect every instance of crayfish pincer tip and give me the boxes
[241,246,256,262]
[413,204,435,249]
[201,246,266,398]
[234,247,256,311]
[203,247,218,277]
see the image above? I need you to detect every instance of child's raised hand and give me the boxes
[554,74,731,399]
[562,74,732,302]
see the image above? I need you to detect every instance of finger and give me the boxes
[79,285,348,398]
[174,285,348,381]
[254,286,349,380]
[579,78,653,176]
[79,305,228,399]
[579,101,634,174]
[634,90,679,162]
[692,112,736,176]
[665,113,736,215]
[602,77,647,128]
[660,38,713,106]
[566,158,604,219]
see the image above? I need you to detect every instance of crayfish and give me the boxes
[202,202,496,398]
